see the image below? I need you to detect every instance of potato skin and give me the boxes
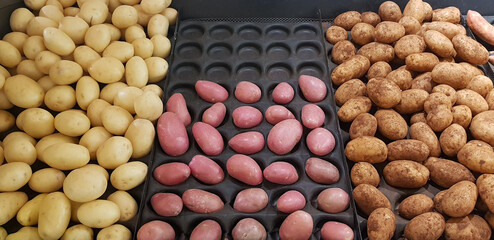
[353,184,391,215]
[404,212,445,240]
[458,140,494,174]
[445,215,492,240]
[367,61,392,79]
[422,21,465,40]
[351,23,374,45]
[432,62,473,90]
[410,112,427,124]
[471,111,494,146]
[432,84,457,106]
[386,67,412,90]
[433,7,461,23]
[325,26,348,44]
[399,194,434,220]
[403,0,426,23]
[349,113,377,139]
[451,105,472,128]
[351,162,380,187]
[439,123,467,157]
[387,139,429,162]
[424,157,475,188]
[367,208,396,240]
[410,122,441,157]
[366,78,401,109]
[452,34,489,65]
[424,30,456,58]
[334,11,362,31]
[337,96,372,122]
[357,42,394,64]
[487,89,494,110]
[374,21,405,43]
[394,89,428,114]
[456,89,489,116]
[345,136,388,164]
[334,79,366,107]
[331,55,370,85]
[394,34,426,59]
[467,75,493,98]
[379,1,402,22]
[434,181,477,218]
[331,40,356,65]
[477,174,494,213]
[361,11,381,26]
[383,160,429,188]
[375,109,408,140]
[426,107,453,132]
[411,72,435,93]
[406,53,439,72]
[399,16,421,35]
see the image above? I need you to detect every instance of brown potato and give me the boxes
[387,139,429,162]
[487,89,494,110]
[350,162,380,187]
[404,212,445,240]
[353,184,391,215]
[386,67,412,90]
[399,194,434,220]
[367,208,395,240]
[410,122,441,157]
[366,78,401,109]
[459,62,484,77]
[394,34,426,59]
[456,89,488,116]
[394,89,428,114]
[451,105,472,128]
[357,42,394,64]
[422,2,433,21]
[375,109,408,140]
[345,136,388,164]
[453,34,489,65]
[349,113,377,139]
[331,40,355,65]
[350,23,374,45]
[374,21,405,43]
[410,112,427,124]
[486,211,494,229]
[467,75,493,98]
[367,61,392,79]
[458,140,494,174]
[434,181,478,218]
[426,107,453,132]
[444,215,492,240]
[471,111,494,145]
[334,79,366,107]
[325,25,348,44]
[422,21,465,39]
[423,30,456,58]
[440,123,467,157]
[331,55,370,85]
[379,1,402,22]
[477,174,494,213]
[411,72,434,93]
[405,53,439,72]
[383,160,429,188]
[399,16,421,35]
[361,11,381,26]
[424,157,475,188]
[334,11,361,31]
[432,84,456,106]
[432,7,461,24]
[432,62,473,89]
[403,0,426,23]
[337,96,372,122]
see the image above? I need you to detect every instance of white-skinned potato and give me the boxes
[63,165,108,203]
[148,14,169,37]
[110,161,147,190]
[23,36,47,60]
[0,192,28,225]
[89,57,125,84]
[54,110,90,137]
[44,86,77,112]
[16,59,44,81]
[34,50,61,74]
[103,41,134,63]
[28,168,65,193]
[145,57,169,83]
[49,60,83,85]
[86,99,111,128]
[0,162,32,192]
[26,17,57,36]
[16,108,54,139]
[42,143,90,170]
[61,224,93,240]
[78,200,120,228]
[114,86,143,114]
[112,5,138,29]
[100,82,128,105]
[101,105,134,135]
[3,32,29,54]
[35,133,77,162]
[43,27,75,56]
[97,224,131,240]
[107,191,138,222]
[9,8,35,33]
[85,24,111,53]
[78,0,108,25]
[3,137,37,165]
[96,136,133,169]
[132,38,154,59]
[16,193,46,226]
[38,192,70,240]
[76,76,100,110]
[151,34,172,58]
[125,119,155,158]
[59,16,88,45]
[74,46,101,72]
[4,75,44,109]
[0,40,21,68]
[126,56,148,88]
[135,90,164,121]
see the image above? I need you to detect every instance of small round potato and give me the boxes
[107,191,138,222]
[62,224,93,240]
[54,110,90,137]
[386,67,413,90]
[351,23,374,46]
[334,11,362,31]
[451,105,472,128]
[361,11,381,26]
[4,75,44,108]
[44,86,77,112]
[394,34,426,59]
[17,108,54,139]
[151,34,172,58]
[59,16,88,45]
[349,113,377,139]
[145,57,169,83]
[0,40,21,68]
[85,24,111,53]
[353,184,391,215]
[101,106,133,135]
[112,5,138,29]
[134,91,164,121]
[63,165,108,202]
[399,16,421,35]
[351,162,380,187]
[331,40,356,65]
[96,136,133,169]
[78,0,108,25]
[125,119,155,158]
[379,1,402,22]
[374,21,405,43]
[325,25,348,44]
[114,86,143,114]
[110,161,147,190]
[9,8,35,33]
[399,194,434,220]
[132,38,154,59]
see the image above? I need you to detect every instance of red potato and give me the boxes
[320,221,354,240]
[192,122,224,156]
[235,81,261,104]
[153,162,190,186]
[189,155,224,185]
[317,188,350,214]
[272,82,295,104]
[279,210,313,240]
[277,190,306,213]
[232,218,267,240]
[166,93,191,126]
[150,193,183,217]
[305,157,340,184]
[265,105,296,125]
[306,128,336,156]
[301,104,325,129]
[202,102,226,127]
[232,106,263,128]
[226,154,263,185]
[233,188,268,213]
[190,220,222,240]
[228,131,265,154]
[263,161,298,185]
[299,75,327,102]
[267,119,303,155]
[467,10,494,46]
[182,189,224,213]
[195,80,229,103]
[157,112,189,156]
[137,220,175,240]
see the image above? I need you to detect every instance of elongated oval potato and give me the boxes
[263,161,298,185]
[456,89,488,116]
[357,42,394,64]
[195,80,229,103]
[279,210,313,240]
[78,200,120,228]
[10,8,35,33]
[267,119,303,155]
[4,75,44,108]
[424,157,474,188]
[0,40,22,68]
[166,93,191,126]
[189,220,222,240]
[227,154,262,185]
[153,162,190,186]
[0,192,28,225]
[232,106,263,128]
[89,57,125,84]
[452,34,489,65]
[17,59,44,81]
[409,122,441,157]
[125,119,155,158]
[74,46,100,72]
[101,106,133,135]
[3,138,36,165]
[151,192,183,217]
[107,191,138,222]
[234,188,268,213]
[345,136,387,163]
[59,16,88,45]
[5,226,42,239]
[76,76,99,110]
[367,208,396,240]
[434,181,477,218]
[0,162,32,192]
[189,155,224,185]
[157,112,189,156]
[301,104,325,129]
[182,189,224,213]
[232,218,267,240]
[306,157,339,185]
[440,124,467,157]
[63,165,107,202]
[424,30,456,58]
[353,184,391,215]
[26,17,57,37]
[29,168,65,193]
[334,79,366,107]
[49,60,83,85]
[265,105,295,125]
[399,194,434,220]
[145,57,168,83]
[43,27,75,56]
[38,192,71,240]
[366,78,402,109]
[331,55,370,85]
[383,160,430,188]
[432,62,472,89]
[458,140,494,173]
[374,21,405,43]
[151,34,171,58]
[35,133,77,162]
[42,143,90,170]
[228,131,265,155]
[84,24,111,53]
[55,110,90,137]
[235,81,261,104]
[16,193,46,226]
[78,127,111,161]
[192,122,224,156]
[135,91,163,121]
[132,38,154,59]
[299,75,327,102]
[103,41,134,63]
[126,56,148,88]
[147,14,169,37]
[97,224,131,240]
[110,161,147,190]
[375,109,408,140]
[114,86,143,115]
[44,85,76,112]
[387,139,429,162]
[62,224,93,240]
[34,51,60,75]
[202,102,226,127]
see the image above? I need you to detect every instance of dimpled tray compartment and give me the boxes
[136,18,360,239]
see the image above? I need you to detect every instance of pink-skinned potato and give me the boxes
[321,221,354,240]
[306,128,336,156]
[228,131,265,154]
[301,104,325,129]
[299,75,327,102]
[153,162,190,186]
[192,122,224,156]
[267,119,303,155]
[166,93,191,126]
[305,157,340,184]
[150,193,183,217]
[232,106,263,128]
[279,210,313,240]
[272,82,294,104]
[277,190,306,213]
[189,155,224,185]
[190,220,222,240]
[317,188,350,214]
[226,154,263,185]
[157,112,189,156]
[182,189,224,214]
[263,161,298,185]
[265,105,295,125]
[202,102,226,127]
[235,81,261,104]
[232,218,267,240]
[137,220,175,240]
[195,80,228,103]
[233,188,268,213]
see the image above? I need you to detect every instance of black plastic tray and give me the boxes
[135,17,360,239]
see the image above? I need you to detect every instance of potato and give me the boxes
[0,192,27,225]
[350,162,379,187]
[232,218,267,240]
[137,221,175,240]
[440,124,467,157]
[63,165,107,203]
[182,189,224,213]
[227,154,262,185]
[399,194,434,220]
[6,226,42,240]
[195,80,229,103]
[38,192,70,240]
[16,59,43,81]
[234,81,261,104]
[383,160,429,188]
[57,17,88,46]
[42,27,75,57]
[458,140,494,173]
[361,11,381,26]
[422,21,465,39]
[97,224,131,240]
[232,106,263,128]
[234,188,268,213]
[110,161,147,190]
[151,34,171,58]
[387,139,429,162]
[394,34,426,59]
[426,107,453,132]
[199,103,225,127]
[424,92,451,113]
[337,96,372,122]
[267,119,303,155]
[476,174,494,215]
[411,72,434,93]
[85,24,111,53]
[264,161,298,184]
[147,14,169,37]
[325,25,348,44]
[4,75,44,108]
[449,105,472,129]
[114,86,143,115]
[350,23,374,45]
[43,143,90,170]
[0,162,32,192]
[272,82,294,104]
[132,38,154,59]
[345,136,387,164]
[299,75,327,102]
[0,40,21,68]
[467,75,493,98]
[456,89,489,116]
[432,84,456,107]
[54,110,90,137]
[317,188,350,214]
[367,208,395,240]
[410,112,426,124]
[100,105,133,135]
[78,127,111,161]
[405,53,439,72]
[16,193,46,226]
[103,41,134,63]
[453,34,489,65]
[433,6,461,23]
[190,220,222,240]
[301,104,325,129]
[228,131,265,155]
[9,8,35,33]
[422,30,455,58]
[61,224,93,240]
[49,60,83,85]
[153,162,190,186]
[26,16,57,37]
[28,168,65,193]
[445,215,491,240]
[123,119,155,159]
[321,222,354,240]
[3,137,36,165]
[151,192,183,217]
[265,105,295,125]
[403,0,426,22]
[399,16,421,35]
[189,155,224,185]
[96,136,132,169]
[192,122,224,156]
[404,212,445,240]
[387,67,413,90]
[78,0,108,25]
[470,111,494,147]
[36,134,77,162]
[331,40,356,65]
[34,51,60,75]
[331,55,370,85]
[367,78,401,109]
[307,128,335,156]
[375,109,408,140]
[63,6,80,16]
[275,190,305,214]
[394,89,428,114]
[89,57,125,84]
[334,11,361,31]
[110,5,138,29]
[374,21,405,43]
[434,181,477,217]
[357,42,394,64]
[2,32,27,55]
[425,157,474,189]
[73,46,100,72]
[379,1,402,22]
[78,200,120,228]
[16,108,54,139]
[335,79,366,107]
[304,157,339,185]
[157,112,189,156]
[44,86,77,111]
[367,61,392,79]
[107,191,138,222]
[279,210,313,240]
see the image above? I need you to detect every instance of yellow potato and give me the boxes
[102,23,122,42]
[124,25,146,43]
[38,192,71,240]
[49,60,83,85]
[96,224,131,240]
[135,90,164,121]
[76,76,100,110]
[16,193,46,226]
[132,38,154,59]
[133,4,153,27]
[0,40,21,68]
[145,57,169,83]
[151,34,171,58]
[29,168,65,193]
[9,8,35,33]
[102,41,134,64]
[147,14,169,37]
[3,131,36,146]
[80,164,109,181]
[100,82,128,104]
[101,105,133,135]
[114,86,143,114]
[77,200,120,228]
[63,165,108,202]
[89,57,125,83]
[34,51,61,75]
[54,110,90,137]
[0,162,32,192]
[78,0,108,25]
[141,0,166,14]
[45,0,64,11]
[126,56,148,88]
[0,192,28,225]
[3,137,37,165]
[96,136,133,169]
[107,191,138,222]
[163,8,178,25]
[43,27,75,56]
[17,108,55,139]
[59,16,89,45]
[59,0,77,8]
[141,84,164,98]
[3,32,29,53]
[16,60,43,81]
[5,226,41,240]
[0,90,13,110]
[108,0,121,12]
[44,86,77,112]
[79,127,113,161]
[74,45,101,72]
[111,5,138,29]
[125,119,155,158]
[85,24,111,53]
[0,110,15,133]
[61,224,93,240]
[42,143,90,170]
[26,17,57,36]
[86,99,111,126]
[110,161,147,190]
[39,5,64,23]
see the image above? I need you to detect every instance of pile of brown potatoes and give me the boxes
[328,0,494,239]
[0,0,177,239]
